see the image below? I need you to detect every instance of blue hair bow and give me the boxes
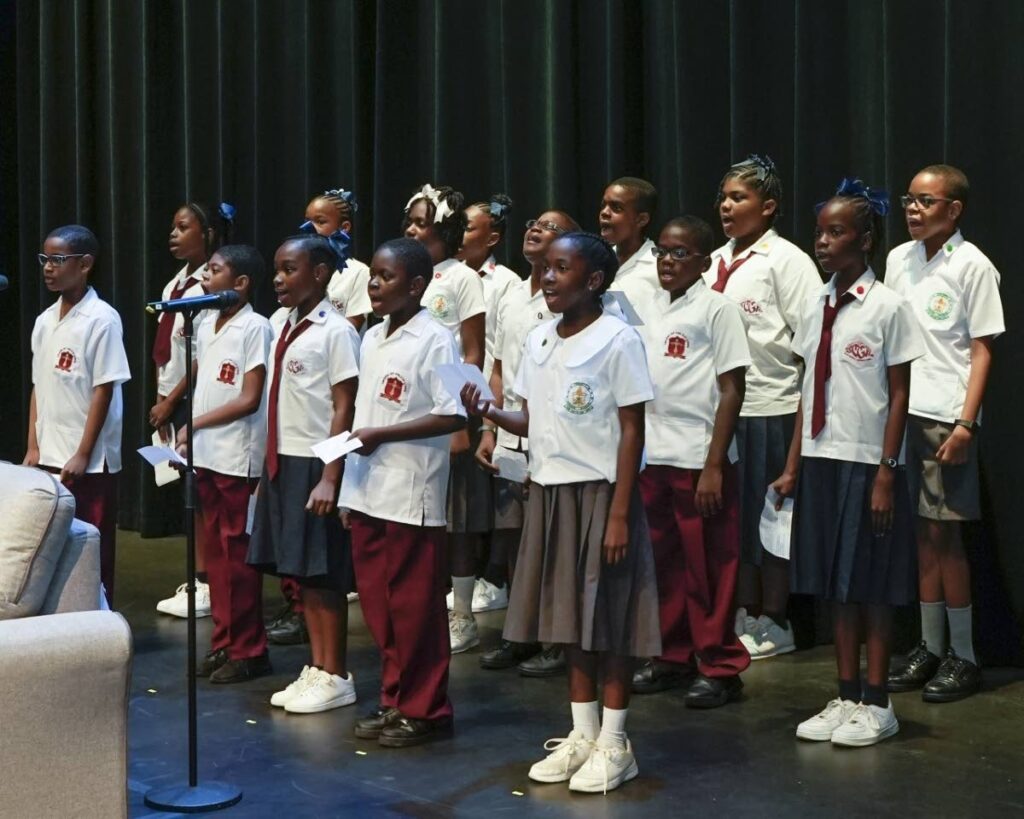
[299,220,316,234]
[296,221,351,269]
[489,200,508,221]
[324,188,358,213]
[834,177,890,216]
[218,201,236,222]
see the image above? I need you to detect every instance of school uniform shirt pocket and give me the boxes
[373,368,413,413]
[919,289,963,337]
[733,280,774,325]
[910,365,960,420]
[555,377,605,425]
[424,285,458,325]
[646,415,708,468]
[370,463,418,522]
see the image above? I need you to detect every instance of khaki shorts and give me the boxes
[905,415,981,521]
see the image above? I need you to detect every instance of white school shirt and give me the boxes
[792,270,925,465]
[609,238,660,306]
[338,308,465,527]
[478,255,521,381]
[513,312,654,486]
[492,278,556,451]
[327,258,372,322]
[884,232,1005,423]
[636,280,752,470]
[192,305,273,478]
[421,257,486,357]
[268,300,361,457]
[31,287,131,473]
[703,230,821,417]
[156,264,208,397]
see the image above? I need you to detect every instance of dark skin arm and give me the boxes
[24,388,41,466]
[771,401,804,507]
[449,314,486,455]
[175,364,267,449]
[871,362,911,535]
[604,403,646,565]
[460,382,529,439]
[695,367,746,517]
[474,357,505,474]
[61,383,115,483]
[936,336,993,465]
[150,375,188,434]
[307,377,358,515]
[352,412,467,457]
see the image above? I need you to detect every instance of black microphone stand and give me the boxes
[145,307,243,813]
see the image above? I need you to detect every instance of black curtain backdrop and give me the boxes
[1,1,1021,656]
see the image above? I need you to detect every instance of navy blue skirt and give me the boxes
[735,413,797,565]
[790,457,916,605]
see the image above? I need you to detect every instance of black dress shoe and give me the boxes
[267,608,309,646]
[632,659,696,694]
[887,641,942,693]
[480,640,541,670]
[196,648,228,677]
[518,645,566,678]
[209,653,273,684]
[684,674,743,709]
[378,715,454,748]
[354,705,402,739]
[922,649,981,703]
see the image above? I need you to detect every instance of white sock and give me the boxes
[452,576,475,616]
[570,700,600,741]
[597,706,628,749]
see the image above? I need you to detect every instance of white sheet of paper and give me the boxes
[147,429,181,486]
[604,291,644,326]
[245,492,257,535]
[435,363,495,405]
[759,489,794,560]
[492,446,529,484]
[311,431,364,464]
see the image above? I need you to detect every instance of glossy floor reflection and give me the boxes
[120,531,1023,818]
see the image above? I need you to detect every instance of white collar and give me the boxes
[914,230,964,266]
[820,269,877,304]
[290,298,333,327]
[528,312,629,367]
[615,238,656,278]
[380,307,430,342]
[724,229,778,263]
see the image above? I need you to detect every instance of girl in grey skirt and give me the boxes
[461,232,659,794]
[773,180,925,748]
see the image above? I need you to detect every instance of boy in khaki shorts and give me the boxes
[884,164,1004,702]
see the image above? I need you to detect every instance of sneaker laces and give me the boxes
[172,583,188,596]
[580,744,622,795]
[542,734,591,777]
[814,698,848,721]
[846,703,880,731]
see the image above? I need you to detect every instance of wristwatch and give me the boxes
[482,424,498,434]
[954,418,980,433]
[880,456,898,470]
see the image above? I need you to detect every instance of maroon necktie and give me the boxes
[711,255,751,293]
[265,318,313,480]
[152,276,199,367]
[810,292,856,438]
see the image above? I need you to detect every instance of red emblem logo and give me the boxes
[434,272,442,279]
[286,359,305,374]
[740,299,762,315]
[664,332,688,360]
[380,373,406,403]
[217,360,238,385]
[844,341,874,362]
[55,348,76,372]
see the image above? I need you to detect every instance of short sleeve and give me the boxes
[344,262,372,318]
[326,322,361,386]
[884,297,927,367]
[512,348,533,401]
[455,268,486,321]
[710,301,753,375]
[243,320,272,373]
[606,329,654,407]
[493,297,509,363]
[425,333,466,417]
[790,295,816,361]
[774,249,822,333]
[30,315,45,385]
[962,260,1005,339]
[88,317,131,387]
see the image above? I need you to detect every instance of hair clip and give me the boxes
[834,177,890,216]
[405,184,454,224]
[324,188,359,213]
[298,220,316,234]
[489,200,507,220]
[733,153,777,182]
[218,202,236,222]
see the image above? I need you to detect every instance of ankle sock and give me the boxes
[452,576,475,616]
[196,572,209,585]
[862,683,889,708]
[947,604,977,665]
[597,706,628,749]
[764,612,789,630]
[570,700,600,741]
[921,601,947,657]
[838,678,861,702]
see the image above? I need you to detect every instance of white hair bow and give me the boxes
[405,183,454,224]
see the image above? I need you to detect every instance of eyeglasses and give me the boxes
[899,194,954,210]
[651,246,704,261]
[38,253,86,267]
[525,219,566,234]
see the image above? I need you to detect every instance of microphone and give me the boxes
[146,290,240,314]
[0,274,8,291]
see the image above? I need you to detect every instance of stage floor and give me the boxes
[120,531,1023,818]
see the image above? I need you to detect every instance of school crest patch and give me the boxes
[664,332,688,360]
[740,299,762,316]
[217,360,239,385]
[330,297,345,313]
[380,372,407,403]
[428,294,450,320]
[55,347,76,372]
[563,382,595,415]
[844,341,874,362]
[286,358,305,374]
[926,291,954,321]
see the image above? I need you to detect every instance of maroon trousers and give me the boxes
[640,464,750,678]
[349,511,452,721]
[196,469,267,660]
[46,467,118,607]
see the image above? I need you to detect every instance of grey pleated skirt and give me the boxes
[503,480,662,658]
[247,455,350,591]
[790,457,917,605]
[735,413,797,565]
[447,419,494,534]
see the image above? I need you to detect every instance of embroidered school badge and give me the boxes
[926,291,954,321]
[217,360,239,386]
[55,348,76,372]
[286,358,305,374]
[429,294,450,320]
[740,299,762,316]
[330,298,345,312]
[380,373,407,403]
[563,382,595,415]
[665,332,688,360]
[843,341,874,362]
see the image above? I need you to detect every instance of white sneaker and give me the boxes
[347,592,359,603]
[796,698,858,741]
[734,607,757,638]
[284,668,357,713]
[448,611,479,653]
[528,730,596,783]
[446,578,483,612]
[471,579,508,612]
[742,615,796,659]
[270,666,315,708]
[831,702,899,747]
[156,580,211,618]
[568,739,639,794]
